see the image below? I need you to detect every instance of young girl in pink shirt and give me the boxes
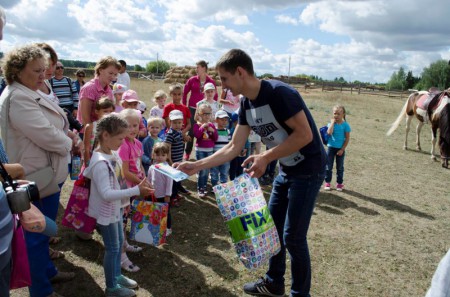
[118,109,146,272]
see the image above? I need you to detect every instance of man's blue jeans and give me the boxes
[97,216,124,289]
[325,147,345,184]
[266,173,324,297]
[196,150,213,190]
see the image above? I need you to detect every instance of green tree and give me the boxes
[134,64,143,71]
[146,60,173,74]
[405,71,419,89]
[260,73,274,78]
[386,66,407,90]
[420,60,450,90]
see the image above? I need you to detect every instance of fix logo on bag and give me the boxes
[240,208,269,232]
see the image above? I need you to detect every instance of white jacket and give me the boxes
[0,82,72,184]
[84,151,139,226]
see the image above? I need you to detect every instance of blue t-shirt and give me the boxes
[327,122,351,149]
[239,80,326,175]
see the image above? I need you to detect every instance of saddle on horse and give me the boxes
[416,90,449,122]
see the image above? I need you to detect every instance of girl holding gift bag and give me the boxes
[84,114,153,297]
[118,108,146,272]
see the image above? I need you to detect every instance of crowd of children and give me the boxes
[76,81,286,296]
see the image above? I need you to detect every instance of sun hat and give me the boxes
[122,90,139,102]
[169,109,184,120]
[137,101,147,112]
[215,110,229,119]
[112,83,128,94]
[203,82,215,92]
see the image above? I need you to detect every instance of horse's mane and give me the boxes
[438,103,450,146]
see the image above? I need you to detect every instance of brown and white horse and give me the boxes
[387,89,450,167]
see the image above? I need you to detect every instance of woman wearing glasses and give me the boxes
[73,69,86,94]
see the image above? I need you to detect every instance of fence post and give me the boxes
[322,82,324,92]
[358,84,361,95]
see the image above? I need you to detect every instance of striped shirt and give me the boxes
[49,77,79,110]
[77,77,114,123]
[214,128,231,151]
[164,128,184,163]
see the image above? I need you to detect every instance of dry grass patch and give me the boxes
[11,78,450,297]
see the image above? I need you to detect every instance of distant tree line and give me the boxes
[6,52,447,90]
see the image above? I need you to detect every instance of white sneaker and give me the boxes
[324,183,331,191]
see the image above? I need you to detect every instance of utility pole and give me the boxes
[156,52,159,74]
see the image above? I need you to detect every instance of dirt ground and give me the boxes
[11,78,450,297]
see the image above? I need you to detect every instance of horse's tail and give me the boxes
[387,97,409,136]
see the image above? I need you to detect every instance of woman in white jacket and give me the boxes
[0,44,75,297]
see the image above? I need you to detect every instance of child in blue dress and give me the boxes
[324,105,351,191]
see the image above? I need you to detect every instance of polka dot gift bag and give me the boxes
[212,173,281,269]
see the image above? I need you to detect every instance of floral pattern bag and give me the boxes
[129,195,169,246]
[213,173,281,269]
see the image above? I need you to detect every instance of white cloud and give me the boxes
[2,0,450,83]
[275,14,299,26]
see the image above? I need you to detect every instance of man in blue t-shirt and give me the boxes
[177,49,326,297]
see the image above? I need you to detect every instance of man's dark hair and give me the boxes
[118,60,127,67]
[215,49,254,76]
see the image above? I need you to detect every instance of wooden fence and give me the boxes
[302,82,410,99]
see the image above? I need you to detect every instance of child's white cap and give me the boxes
[137,101,147,112]
[203,82,215,92]
[112,83,128,94]
[169,110,184,120]
[215,110,229,119]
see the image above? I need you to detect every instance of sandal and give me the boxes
[125,244,143,253]
[49,248,65,260]
[49,237,61,245]
[121,258,140,272]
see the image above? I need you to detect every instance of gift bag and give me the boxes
[61,174,96,233]
[129,197,169,246]
[213,173,281,270]
[319,125,328,145]
[10,216,32,289]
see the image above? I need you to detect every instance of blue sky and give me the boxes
[2,0,450,83]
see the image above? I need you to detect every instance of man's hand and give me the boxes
[174,161,200,176]
[242,154,269,178]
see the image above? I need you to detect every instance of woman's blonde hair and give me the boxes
[94,56,121,76]
[1,44,47,84]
